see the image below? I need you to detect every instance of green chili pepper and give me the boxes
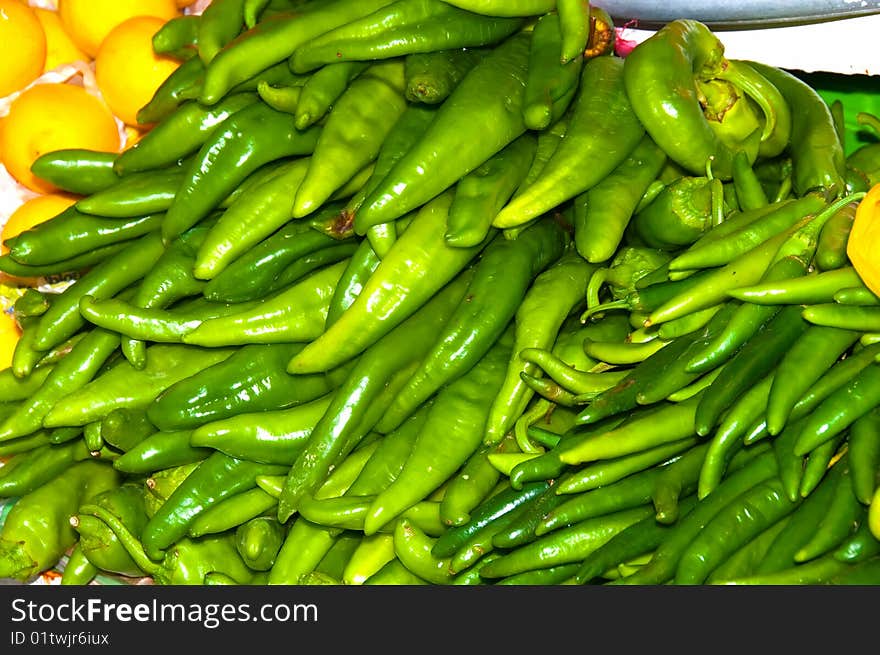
[29,149,121,196]
[750,462,837,574]
[574,495,700,583]
[544,442,706,535]
[559,396,703,466]
[764,325,861,436]
[493,54,645,230]
[338,102,437,233]
[799,433,847,499]
[77,504,256,585]
[573,135,668,264]
[0,431,54,458]
[234,516,286,571]
[556,0,590,64]
[267,516,340,584]
[794,454,863,563]
[803,304,880,332]
[117,225,213,369]
[199,219,340,301]
[815,200,857,271]
[152,14,200,60]
[480,504,654,580]
[696,373,772,498]
[139,451,288,560]
[112,430,209,476]
[199,0,395,105]
[793,362,880,457]
[0,440,92,498]
[436,0,555,16]
[277,267,474,520]
[731,149,769,210]
[364,326,513,535]
[76,295,255,345]
[148,344,346,431]
[622,21,742,179]
[834,287,880,306]
[99,408,155,453]
[390,517,454,584]
[194,160,314,280]
[353,31,531,233]
[0,244,129,280]
[572,329,704,427]
[197,0,246,64]
[137,55,206,126]
[377,219,566,434]
[342,533,396,585]
[292,61,408,219]
[24,232,164,355]
[694,303,810,437]
[243,0,303,28]
[181,260,347,347]
[115,94,260,176]
[630,173,724,251]
[848,409,880,505]
[645,222,803,327]
[188,394,333,464]
[72,482,149,578]
[3,205,161,268]
[669,193,825,273]
[59,544,97,586]
[362,557,430,584]
[685,255,810,375]
[41,344,235,429]
[188,487,278,538]
[519,349,626,397]
[834,520,880,563]
[291,61,366,129]
[444,133,538,248]
[404,47,484,105]
[674,476,802,584]
[483,251,596,446]
[0,460,119,581]
[290,0,523,74]
[750,61,847,200]
[289,192,488,374]
[611,447,776,585]
[634,303,738,405]
[161,104,320,243]
[728,266,863,306]
[74,168,186,218]
[522,10,582,131]
[0,328,120,441]
[432,479,548,559]
[554,435,696,497]
[255,80,301,114]
[319,242,380,329]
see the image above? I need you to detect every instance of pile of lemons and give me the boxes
[0,0,199,367]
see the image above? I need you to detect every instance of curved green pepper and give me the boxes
[0,461,120,581]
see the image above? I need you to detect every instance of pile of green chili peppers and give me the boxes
[1,0,880,587]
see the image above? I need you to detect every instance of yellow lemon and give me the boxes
[95,15,181,126]
[2,193,79,254]
[58,0,179,58]
[848,183,880,297]
[0,0,47,98]
[0,82,121,193]
[0,310,20,370]
[34,7,90,71]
